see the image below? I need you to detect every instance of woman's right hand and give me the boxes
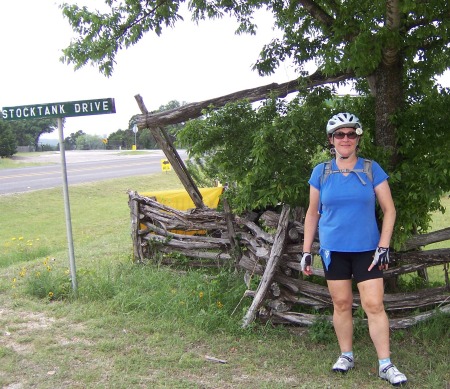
[300,252,314,276]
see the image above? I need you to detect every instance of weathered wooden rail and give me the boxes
[128,190,450,329]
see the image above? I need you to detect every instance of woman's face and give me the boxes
[329,127,360,158]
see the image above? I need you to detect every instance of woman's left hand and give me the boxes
[368,247,390,271]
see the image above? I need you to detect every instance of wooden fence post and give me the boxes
[128,191,144,263]
[242,204,290,328]
[134,94,205,209]
[222,198,242,266]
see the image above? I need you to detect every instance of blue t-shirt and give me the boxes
[309,157,388,253]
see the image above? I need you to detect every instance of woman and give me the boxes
[301,113,407,386]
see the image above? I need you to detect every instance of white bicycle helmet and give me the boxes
[326,112,363,134]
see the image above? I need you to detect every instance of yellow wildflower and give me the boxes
[216,301,224,309]
[199,291,204,299]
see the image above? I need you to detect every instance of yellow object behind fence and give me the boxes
[141,187,223,210]
[140,187,223,235]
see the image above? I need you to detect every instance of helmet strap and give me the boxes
[330,147,356,160]
[330,138,359,159]
[337,150,351,159]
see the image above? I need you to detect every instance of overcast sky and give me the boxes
[0,1,303,139]
[1,1,449,141]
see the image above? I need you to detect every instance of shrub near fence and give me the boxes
[128,190,450,329]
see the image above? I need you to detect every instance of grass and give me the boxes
[397,195,450,289]
[426,195,450,250]
[0,173,449,388]
[0,152,57,168]
[116,150,155,156]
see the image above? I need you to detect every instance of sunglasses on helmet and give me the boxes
[333,131,358,139]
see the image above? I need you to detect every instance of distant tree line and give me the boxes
[107,100,187,150]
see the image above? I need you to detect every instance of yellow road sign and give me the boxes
[161,159,172,171]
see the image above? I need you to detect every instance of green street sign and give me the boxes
[1,98,115,120]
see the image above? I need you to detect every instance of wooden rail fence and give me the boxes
[128,190,450,329]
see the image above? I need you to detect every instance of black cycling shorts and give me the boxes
[321,251,383,283]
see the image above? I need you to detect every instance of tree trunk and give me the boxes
[370,3,403,290]
[372,58,403,168]
[369,0,403,168]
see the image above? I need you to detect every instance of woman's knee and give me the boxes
[358,278,385,315]
[361,298,385,315]
[333,297,353,313]
[328,280,353,313]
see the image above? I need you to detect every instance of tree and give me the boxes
[138,128,158,149]
[12,118,58,149]
[64,130,86,150]
[60,1,450,246]
[0,120,17,158]
[76,134,105,150]
[157,100,188,142]
[106,114,142,149]
[107,101,188,149]
[107,129,134,149]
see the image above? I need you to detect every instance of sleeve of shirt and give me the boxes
[308,163,325,190]
[371,160,389,187]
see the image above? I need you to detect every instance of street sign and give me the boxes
[161,159,172,172]
[1,96,117,293]
[2,97,115,120]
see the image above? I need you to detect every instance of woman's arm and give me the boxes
[302,185,321,275]
[369,180,396,270]
[374,180,396,248]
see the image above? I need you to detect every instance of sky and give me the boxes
[0,1,301,140]
[1,1,449,141]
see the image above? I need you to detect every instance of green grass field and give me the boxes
[0,153,57,168]
[0,172,448,388]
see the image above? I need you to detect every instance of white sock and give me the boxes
[342,351,354,360]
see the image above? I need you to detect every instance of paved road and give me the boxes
[0,150,186,195]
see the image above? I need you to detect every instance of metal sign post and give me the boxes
[132,123,138,150]
[57,117,77,291]
[2,98,116,293]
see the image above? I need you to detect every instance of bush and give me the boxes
[0,121,17,158]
